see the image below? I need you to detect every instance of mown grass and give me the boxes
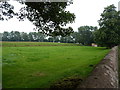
[2,41,78,47]
[2,42,109,88]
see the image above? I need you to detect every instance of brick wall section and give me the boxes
[77,46,119,88]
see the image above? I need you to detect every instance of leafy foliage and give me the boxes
[0,1,75,36]
[1,31,47,42]
[74,26,97,45]
[1,25,97,45]
[94,5,120,48]
[0,1,16,20]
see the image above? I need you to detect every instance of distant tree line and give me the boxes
[1,31,47,42]
[1,25,97,45]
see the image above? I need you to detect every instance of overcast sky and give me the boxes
[0,0,119,33]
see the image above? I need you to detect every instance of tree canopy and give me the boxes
[77,26,97,45]
[94,4,120,48]
[0,1,16,20]
[0,1,75,36]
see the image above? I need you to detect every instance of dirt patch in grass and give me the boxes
[50,76,83,89]
[31,72,46,77]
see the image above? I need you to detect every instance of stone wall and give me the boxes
[77,46,119,88]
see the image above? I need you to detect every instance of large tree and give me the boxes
[94,4,120,48]
[0,1,75,36]
[77,26,97,45]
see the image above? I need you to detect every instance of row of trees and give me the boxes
[1,25,97,45]
[1,31,46,42]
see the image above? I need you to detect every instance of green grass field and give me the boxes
[2,42,78,47]
[2,42,109,88]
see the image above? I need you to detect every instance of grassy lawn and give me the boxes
[2,41,78,47]
[2,42,109,88]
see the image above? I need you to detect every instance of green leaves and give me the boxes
[94,4,120,48]
[21,2,75,36]
[0,1,16,20]
[77,26,97,46]
[0,1,75,36]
